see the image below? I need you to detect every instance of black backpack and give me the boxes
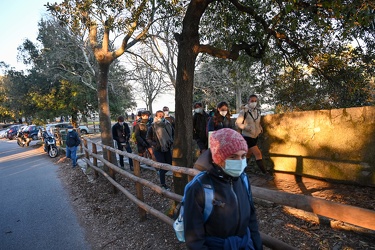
[66,132,78,147]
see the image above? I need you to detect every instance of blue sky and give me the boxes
[0,0,51,71]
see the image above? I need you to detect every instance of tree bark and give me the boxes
[97,62,117,165]
[148,98,153,114]
[173,0,211,195]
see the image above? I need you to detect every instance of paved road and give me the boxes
[0,139,90,250]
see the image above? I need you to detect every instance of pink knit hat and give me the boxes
[210,128,248,165]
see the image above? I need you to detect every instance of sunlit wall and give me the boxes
[261,106,375,186]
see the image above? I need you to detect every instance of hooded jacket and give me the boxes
[184,150,263,250]
[235,104,262,139]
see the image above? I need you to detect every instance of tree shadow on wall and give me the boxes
[259,111,375,188]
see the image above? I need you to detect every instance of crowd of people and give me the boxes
[109,95,273,188]
[112,107,175,190]
[106,96,269,249]
[62,96,268,249]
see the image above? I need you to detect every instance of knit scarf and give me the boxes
[154,120,173,152]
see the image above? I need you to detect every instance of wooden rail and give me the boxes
[251,186,375,231]
[80,138,374,249]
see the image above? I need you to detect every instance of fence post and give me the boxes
[77,129,83,153]
[133,159,147,221]
[92,142,99,179]
[83,139,90,170]
[107,150,118,194]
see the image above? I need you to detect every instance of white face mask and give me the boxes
[119,122,124,126]
[155,117,164,122]
[249,102,257,109]
[219,111,227,117]
[194,108,202,113]
[68,129,73,132]
[164,111,169,116]
[222,158,247,177]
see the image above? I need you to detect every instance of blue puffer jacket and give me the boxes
[184,150,263,250]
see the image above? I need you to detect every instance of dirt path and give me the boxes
[53,143,375,250]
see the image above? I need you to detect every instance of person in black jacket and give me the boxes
[193,102,209,153]
[112,116,133,170]
[184,128,263,250]
[65,125,81,168]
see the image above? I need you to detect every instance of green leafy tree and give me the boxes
[273,47,375,112]
[46,0,176,161]
[2,18,135,126]
[173,0,375,176]
[0,69,38,123]
[12,19,98,123]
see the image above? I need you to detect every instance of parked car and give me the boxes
[0,128,9,138]
[6,125,22,140]
[0,124,13,130]
[46,122,90,134]
[22,125,43,140]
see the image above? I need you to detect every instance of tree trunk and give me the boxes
[98,62,117,165]
[71,109,79,127]
[148,98,153,115]
[173,0,210,195]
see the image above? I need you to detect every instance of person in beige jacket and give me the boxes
[235,94,273,180]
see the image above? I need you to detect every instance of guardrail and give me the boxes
[80,138,375,249]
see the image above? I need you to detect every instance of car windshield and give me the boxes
[9,125,19,131]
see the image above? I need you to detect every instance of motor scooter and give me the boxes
[42,131,58,158]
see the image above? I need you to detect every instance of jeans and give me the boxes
[117,142,133,167]
[66,146,78,167]
[153,150,172,185]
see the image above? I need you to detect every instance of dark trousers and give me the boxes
[153,150,172,185]
[117,142,133,167]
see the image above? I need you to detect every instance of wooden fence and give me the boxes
[80,138,375,250]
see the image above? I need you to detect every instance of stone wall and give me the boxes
[260,106,375,186]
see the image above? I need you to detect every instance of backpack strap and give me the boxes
[240,173,252,203]
[241,111,248,124]
[197,175,214,223]
[181,171,206,203]
[181,172,214,223]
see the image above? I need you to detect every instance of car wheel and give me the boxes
[32,135,38,140]
[80,129,87,135]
